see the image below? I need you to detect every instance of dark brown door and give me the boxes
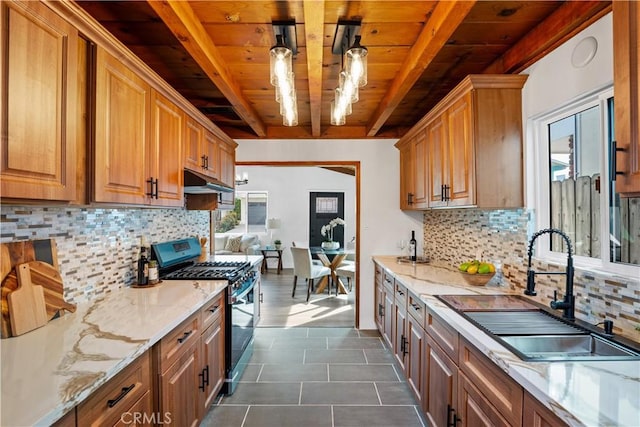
[309,192,344,248]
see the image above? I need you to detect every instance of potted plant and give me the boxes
[321,217,345,250]
[273,239,282,250]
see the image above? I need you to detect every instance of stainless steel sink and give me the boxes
[500,334,640,361]
[435,295,640,362]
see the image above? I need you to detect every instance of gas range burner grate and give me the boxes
[194,261,250,268]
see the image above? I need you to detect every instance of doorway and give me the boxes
[234,161,361,328]
[309,192,344,248]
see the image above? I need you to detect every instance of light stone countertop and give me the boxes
[0,254,262,427]
[373,255,640,427]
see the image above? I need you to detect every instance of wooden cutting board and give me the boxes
[8,263,48,336]
[1,239,74,338]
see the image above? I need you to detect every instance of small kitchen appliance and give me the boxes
[151,237,258,395]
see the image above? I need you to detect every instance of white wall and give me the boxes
[523,13,613,208]
[235,139,423,329]
[234,165,357,269]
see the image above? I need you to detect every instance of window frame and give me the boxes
[530,85,638,278]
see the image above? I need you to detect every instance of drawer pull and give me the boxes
[208,305,219,313]
[411,303,421,311]
[107,384,135,408]
[396,289,404,296]
[177,330,192,343]
[204,364,210,386]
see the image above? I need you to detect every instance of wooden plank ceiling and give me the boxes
[77,0,611,140]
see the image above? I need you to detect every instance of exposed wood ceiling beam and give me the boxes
[303,0,325,137]
[484,1,612,74]
[321,166,356,176]
[147,0,267,137]
[366,0,476,137]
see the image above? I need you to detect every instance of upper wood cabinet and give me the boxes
[184,116,219,179]
[397,74,527,210]
[398,130,428,210]
[0,1,78,201]
[94,47,183,207]
[94,47,150,205]
[149,89,183,207]
[613,1,640,196]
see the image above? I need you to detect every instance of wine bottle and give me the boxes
[137,246,149,285]
[409,230,417,262]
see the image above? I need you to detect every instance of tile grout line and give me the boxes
[362,348,369,364]
[255,364,265,382]
[372,382,383,405]
[298,382,304,406]
[240,405,250,427]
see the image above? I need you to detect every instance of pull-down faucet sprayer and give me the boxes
[525,228,575,321]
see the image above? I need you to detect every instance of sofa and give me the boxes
[214,234,261,255]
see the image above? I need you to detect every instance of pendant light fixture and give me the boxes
[330,20,368,126]
[270,21,298,126]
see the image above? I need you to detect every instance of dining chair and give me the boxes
[335,263,356,291]
[290,247,331,302]
[292,241,323,266]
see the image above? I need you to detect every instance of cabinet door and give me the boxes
[159,342,200,427]
[202,129,219,178]
[425,334,458,427]
[374,278,384,332]
[447,93,474,207]
[1,1,78,201]
[399,142,415,209]
[382,286,394,348]
[428,114,448,207]
[406,315,425,406]
[458,372,510,427]
[218,141,235,187]
[413,130,429,208]
[522,392,567,427]
[94,47,149,204]
[201,315,224,414]
[149,90,183,207]
[393,303,407,371]
[613,0,640,196]
[184,116,204,172]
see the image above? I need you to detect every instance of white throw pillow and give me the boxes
[240,234,258,252]
[214,235,229,252]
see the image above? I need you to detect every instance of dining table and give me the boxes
[309,247,351,295]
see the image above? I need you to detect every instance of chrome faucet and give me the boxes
[525,228,575,321]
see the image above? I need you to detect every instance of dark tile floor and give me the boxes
[202,327,426,427]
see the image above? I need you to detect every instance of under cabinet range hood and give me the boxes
[183,169,234,194]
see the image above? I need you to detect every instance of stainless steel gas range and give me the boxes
[151,237,259,395]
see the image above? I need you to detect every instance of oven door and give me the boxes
[225,272,256,394]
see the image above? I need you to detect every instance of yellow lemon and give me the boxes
[488,263,496,273]
[466,264,478,274]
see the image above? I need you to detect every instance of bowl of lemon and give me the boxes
[458,260,496,286]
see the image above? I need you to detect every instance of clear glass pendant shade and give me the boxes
[270,36,293,87]
[345,35,368,87]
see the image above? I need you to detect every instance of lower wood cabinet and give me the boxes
[76,350,152,426]
[523,392,567,427]
[154,292,226,425]
[425,332,458,427]
[372,262,568,427]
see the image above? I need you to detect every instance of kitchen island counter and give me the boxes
[0,255,262,426]
[373,255,640,427]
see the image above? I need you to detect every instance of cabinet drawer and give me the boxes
[155,312,200,373]
[201,293,224,332]
[407,291,425,329]
[77,351,151,427]
[375,264,383,285]
[394,281,407,307]
[425,308,458,363]
[459,338,523,427]
[113,391,153,427]
[383,271,394,292]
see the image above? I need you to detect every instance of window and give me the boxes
[533,87,639,275]
[215,191,268,234]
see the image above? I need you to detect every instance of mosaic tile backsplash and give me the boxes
[1,206,209,304]
[423,208,640,342]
